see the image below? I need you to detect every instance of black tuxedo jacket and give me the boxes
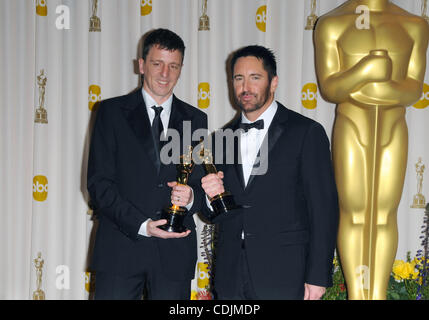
[202,102,339,299]
[87,89,207,280]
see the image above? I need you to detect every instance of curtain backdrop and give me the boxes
[0,0,428,299]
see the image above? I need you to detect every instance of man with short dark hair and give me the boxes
[201,45,339,300]
[88,28,207,299]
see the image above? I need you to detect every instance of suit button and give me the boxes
[158,183,164,188]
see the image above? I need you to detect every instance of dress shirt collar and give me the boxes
[241,100,278,130]
[142,88,173,119]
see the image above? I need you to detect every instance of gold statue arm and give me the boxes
[314,22,387,104]
[354,23,429,106]
[315,17,429,107]
[352,77,423,107]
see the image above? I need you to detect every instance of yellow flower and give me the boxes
[333,256,340,268]
[190,290,199,300]
[392,260,419,280]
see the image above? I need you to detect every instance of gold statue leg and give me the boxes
[334,111,370,300]
[334,106,407,300]
[370,108,407,299]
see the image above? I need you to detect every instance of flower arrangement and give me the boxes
[388,252,428,300]
[322,255,347,300]
[322,253,429,300]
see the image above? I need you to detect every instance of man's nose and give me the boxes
[161,64,169,77]
[241,78,250,92]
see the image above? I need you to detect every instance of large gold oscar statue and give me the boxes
[314,0,429,299]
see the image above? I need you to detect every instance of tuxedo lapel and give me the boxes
[228,117,246,191]
[158,95,189,179]
[123,89,160,172]
[246,102,289,190]
[166,95,186,142]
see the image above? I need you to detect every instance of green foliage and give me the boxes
[323,253,429,300]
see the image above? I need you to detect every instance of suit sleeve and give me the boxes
[87,102,150,240]
[301,122,339,287]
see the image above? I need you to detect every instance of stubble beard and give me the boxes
[235,85,272,115]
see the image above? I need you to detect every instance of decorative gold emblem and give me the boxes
[33,252,45,300]
[199,0,210,31]
[35,70,48,124]
[89,0,101,32]
[411,158,426,209]
[422,0,429,23]
[305,0,318,30]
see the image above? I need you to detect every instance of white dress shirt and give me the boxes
[240,101,277,185]
[142,88,172,138]
[138,88,194,236]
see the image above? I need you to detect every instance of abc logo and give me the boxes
[301,83,318,109]
[256,5,267,32]
[413,83,429,109]
[198,82,210,109]
[36,0,48,16]
[88,85,101,111]
[197,263,209,289]
[141,0,153,16]
[33,175,48,202]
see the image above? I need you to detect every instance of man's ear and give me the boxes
[270,75,279,94]
[138,58,145,75]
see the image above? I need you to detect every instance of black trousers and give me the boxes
[94,271,191,300]
[93,241,191,300]
[216,247,259,300]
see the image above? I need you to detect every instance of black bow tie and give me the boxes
[239,119,264,132]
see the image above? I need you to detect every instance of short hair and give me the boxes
[142,28,186,63]
[230,45,277,82]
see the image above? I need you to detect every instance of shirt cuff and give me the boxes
[206,195,214,211]
[138,218,152,237]
[185,187,194,211]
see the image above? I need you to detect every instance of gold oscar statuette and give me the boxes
[200,147,241,222]
[199,0,210,31]
[89,0,101,32]
[314,0,429,299]
[35,70,48,124]
[305,0,318,30]
[158,146,195,233]
[33,252,45,300]
[411,158,426,209]
[422,0,429,23]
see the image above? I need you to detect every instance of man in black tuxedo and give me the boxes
[201,45,338,300]
[87,29,207,299]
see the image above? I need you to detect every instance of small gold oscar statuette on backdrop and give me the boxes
[35,70,48,124]
[199,0,210,31]
[89,0,101,32]
[422,0,429,23]
[158,146,195,233]
[411,158,426,209]
[305,0,318,30]
[33,252,45,300]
